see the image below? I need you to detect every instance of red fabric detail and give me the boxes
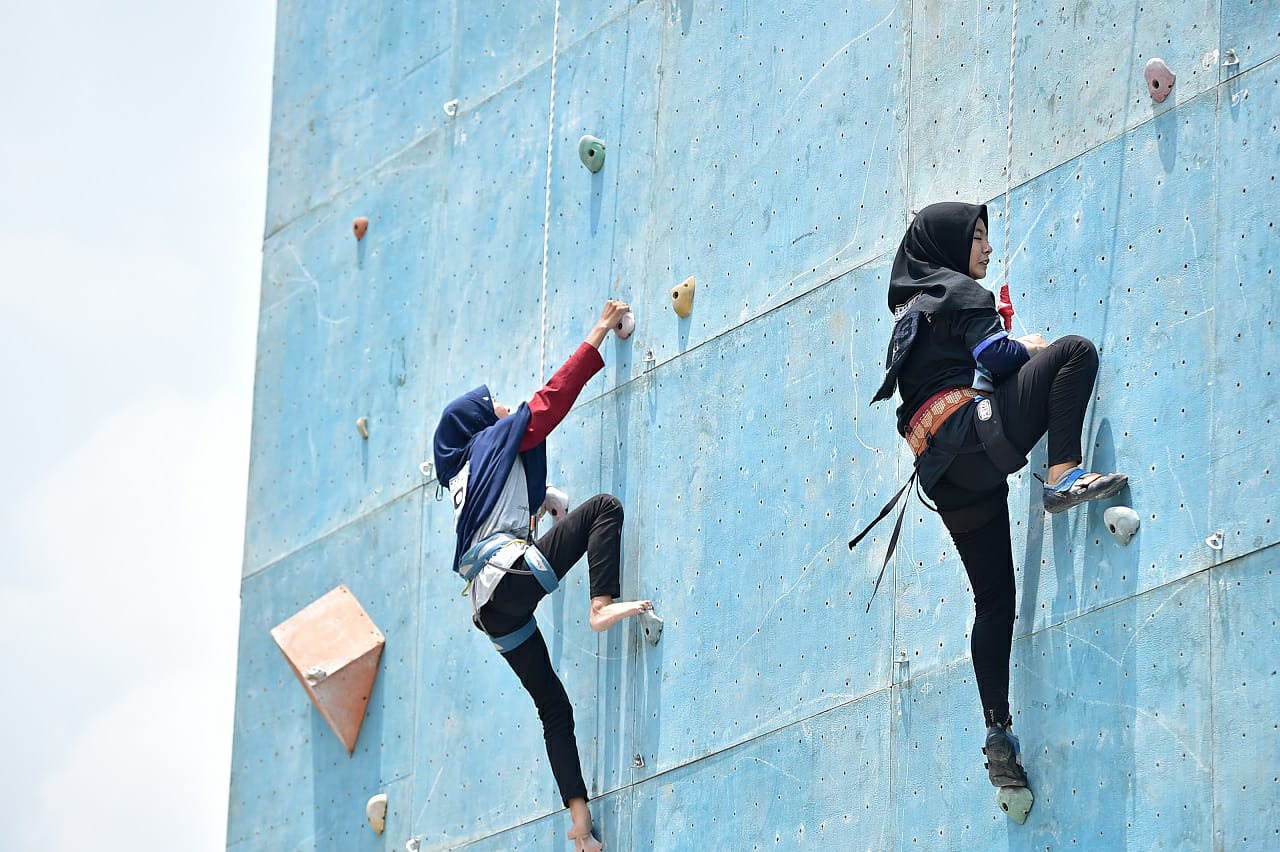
[996,283,1015,331]
[520,343,605,451]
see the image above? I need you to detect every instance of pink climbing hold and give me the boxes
[353,216,369,240]
[1144,58,1175,103]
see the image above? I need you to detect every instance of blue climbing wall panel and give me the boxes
[231,1,1279,848]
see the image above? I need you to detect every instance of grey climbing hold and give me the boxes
[997,786,1034,824]
[1103,506,1140,545]
[639,608,663,645]
[578,135,606,173]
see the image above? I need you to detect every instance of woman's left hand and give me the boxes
[1017,333,1048,356]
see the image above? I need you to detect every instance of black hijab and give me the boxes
[887,202,994,314]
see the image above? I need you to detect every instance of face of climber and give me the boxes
[491,398,511,419]
[969,217,993,279]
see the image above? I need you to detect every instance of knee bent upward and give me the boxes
[1056,334,1098,366]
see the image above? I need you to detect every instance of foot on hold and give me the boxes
[982,718,1029,788]
[639,608,664,645]
[569,831,603,852]
[983,717,1033,823]
[1041,467,1128,514]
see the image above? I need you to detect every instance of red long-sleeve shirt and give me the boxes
[519,343,605,451]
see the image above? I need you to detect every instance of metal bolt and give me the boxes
[632,753,645,768]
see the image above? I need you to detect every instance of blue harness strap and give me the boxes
[490,617,538,653]
[458,534,513,581]
[459,533,559,654]
[523,544,559,594]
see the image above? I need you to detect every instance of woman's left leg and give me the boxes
[499,627,590,805]
[942,501,1017,726]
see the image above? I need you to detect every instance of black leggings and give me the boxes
[475,493,625,805]
[930,335,1099,724]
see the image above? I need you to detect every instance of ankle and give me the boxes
[1047,463,1079,487]
[985,710,1013,729]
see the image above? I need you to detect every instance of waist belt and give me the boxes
[458,532,559,592]
[906,387,980,455]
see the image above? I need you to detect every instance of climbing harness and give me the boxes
[459,531,559,651]
[906,387,981,455]
[850,386,1028,612]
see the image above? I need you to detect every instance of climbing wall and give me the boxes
[230,1,1279,848]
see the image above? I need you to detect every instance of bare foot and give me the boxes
[589,596,653,632]
[566,799,602,850]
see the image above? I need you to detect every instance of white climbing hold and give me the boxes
[1103,506,1140,545]
[615,311,635,340]
[356,416,370,439]
[1205,530,1224,551]
[997,786,1034,824]
[542,486,569,522]
[366,793,388,834]
[640,608,664,645]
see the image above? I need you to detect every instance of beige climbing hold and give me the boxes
[366,793,388,834]
[356,417,369,439]
[671,276,696,318]
[353,217,369,240]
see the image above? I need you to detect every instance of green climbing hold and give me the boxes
[578,135,606,173]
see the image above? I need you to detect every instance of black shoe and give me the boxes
[983,721,1029,788]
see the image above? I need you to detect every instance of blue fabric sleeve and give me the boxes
[974,332,1030,379]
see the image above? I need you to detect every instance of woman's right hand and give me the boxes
[597,299,630,331]
[1017,333,1048,356]
[586,299,631,348]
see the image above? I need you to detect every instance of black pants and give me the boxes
[928,335,1099,724]
[475,493,624,805]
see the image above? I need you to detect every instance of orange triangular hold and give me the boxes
[270,585,386,754]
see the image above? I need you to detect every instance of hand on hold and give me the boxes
[598,299,630,333]
[1017,333,1048,356]
[586,299,631,348]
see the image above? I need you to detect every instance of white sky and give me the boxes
[0,1,274,848]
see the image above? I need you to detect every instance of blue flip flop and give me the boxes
[1041,468,1128,514]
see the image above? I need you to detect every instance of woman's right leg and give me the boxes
[535,493,624,599]
[994,334,1099,468]
[499,627,590,806]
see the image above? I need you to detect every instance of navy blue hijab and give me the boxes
[432,386,548,574]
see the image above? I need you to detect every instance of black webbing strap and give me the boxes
[848,468,919,613]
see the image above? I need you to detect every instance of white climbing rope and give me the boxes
[1002,0,1018,285]
[539,0,562,383]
